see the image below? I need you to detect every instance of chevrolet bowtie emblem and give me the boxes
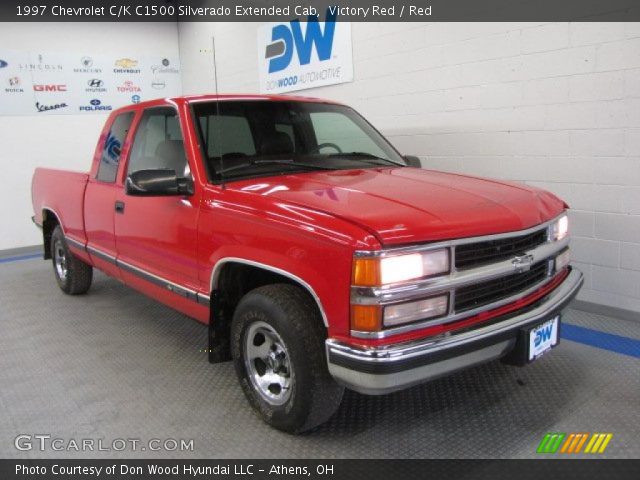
[512,253,535,272]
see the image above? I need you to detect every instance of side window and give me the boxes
[96,112,134,183]
[127,107,189,176]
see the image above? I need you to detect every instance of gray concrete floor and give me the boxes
[1,257,638,459]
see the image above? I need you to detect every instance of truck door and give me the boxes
[114,106,201,294]
[84,111,135,278]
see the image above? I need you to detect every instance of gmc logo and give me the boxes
[33,84,67,92]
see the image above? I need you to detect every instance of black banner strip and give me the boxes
[1,0,640,22]
[1,459,639,480]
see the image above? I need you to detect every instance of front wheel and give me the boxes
[231,284,344,433]
[51,225,93,295]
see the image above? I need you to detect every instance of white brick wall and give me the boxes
[178,21,640,314]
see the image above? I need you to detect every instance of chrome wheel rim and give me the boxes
[244,321,294,406]
[53,240,68,281]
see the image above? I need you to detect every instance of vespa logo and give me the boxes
[265,10,337,74]
[512,253,535,273]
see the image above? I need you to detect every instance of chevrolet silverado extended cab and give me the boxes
[32,94,583,432]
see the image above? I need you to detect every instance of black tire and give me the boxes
[231,284,344,433]
[50,225,93,295]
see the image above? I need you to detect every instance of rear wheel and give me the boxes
[51,225,93,295]
[231,284,344,433]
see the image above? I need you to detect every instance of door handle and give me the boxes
[115,201,125,214]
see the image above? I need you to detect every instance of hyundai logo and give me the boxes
[90,99,101,106]
[88,79,103,88]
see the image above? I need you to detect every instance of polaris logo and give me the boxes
[79,99,113,112]
[265,10,337,73]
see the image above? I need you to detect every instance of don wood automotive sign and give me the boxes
[257,10,354,94]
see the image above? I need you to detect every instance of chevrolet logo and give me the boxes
[512,253,535,272]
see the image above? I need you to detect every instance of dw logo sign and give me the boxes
[258,10,353,94]
[266,11,337,73]
[534,324,554,347]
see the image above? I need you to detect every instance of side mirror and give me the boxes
[125,169,194,196]
[403,155,422,168]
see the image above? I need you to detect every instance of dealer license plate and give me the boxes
[528,316,559,361]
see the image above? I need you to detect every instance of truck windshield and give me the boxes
[192,100,407,182]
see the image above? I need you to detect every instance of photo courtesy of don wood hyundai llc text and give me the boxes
[0,1,638,479]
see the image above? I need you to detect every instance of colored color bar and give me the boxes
[560,434,575,453]
[598,434,613,453]
[573,433,589,453]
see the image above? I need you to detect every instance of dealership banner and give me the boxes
[1,459,640,479]
[0,51,181,115]
[1,0,640,22]
[257,10,353,94]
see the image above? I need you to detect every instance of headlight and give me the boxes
[353,248,450,287]
[550,215,569,241]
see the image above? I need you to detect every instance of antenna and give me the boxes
[212,34,225,189]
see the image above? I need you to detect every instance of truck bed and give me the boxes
[31,168,89,243]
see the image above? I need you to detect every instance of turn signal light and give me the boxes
[350,305,382,332]
[352,257,381,287]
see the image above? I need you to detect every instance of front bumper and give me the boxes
[326,267,583,395]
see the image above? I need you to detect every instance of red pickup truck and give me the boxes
[32,94,583,432]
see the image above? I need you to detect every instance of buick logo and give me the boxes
[512,253,535,272]
[88,79,103,88]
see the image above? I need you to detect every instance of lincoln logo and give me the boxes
[512,253,535,272]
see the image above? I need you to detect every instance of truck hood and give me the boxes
[231,167,566,246]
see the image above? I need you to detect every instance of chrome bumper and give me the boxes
[326,267,583,395]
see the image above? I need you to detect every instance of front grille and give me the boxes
[455,228,548,270]
[454,261,548,313]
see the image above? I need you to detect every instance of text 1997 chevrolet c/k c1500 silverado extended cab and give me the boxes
[32,94,583,432]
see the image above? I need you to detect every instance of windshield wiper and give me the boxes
[327,152,406,167]
[218,159,335,175]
